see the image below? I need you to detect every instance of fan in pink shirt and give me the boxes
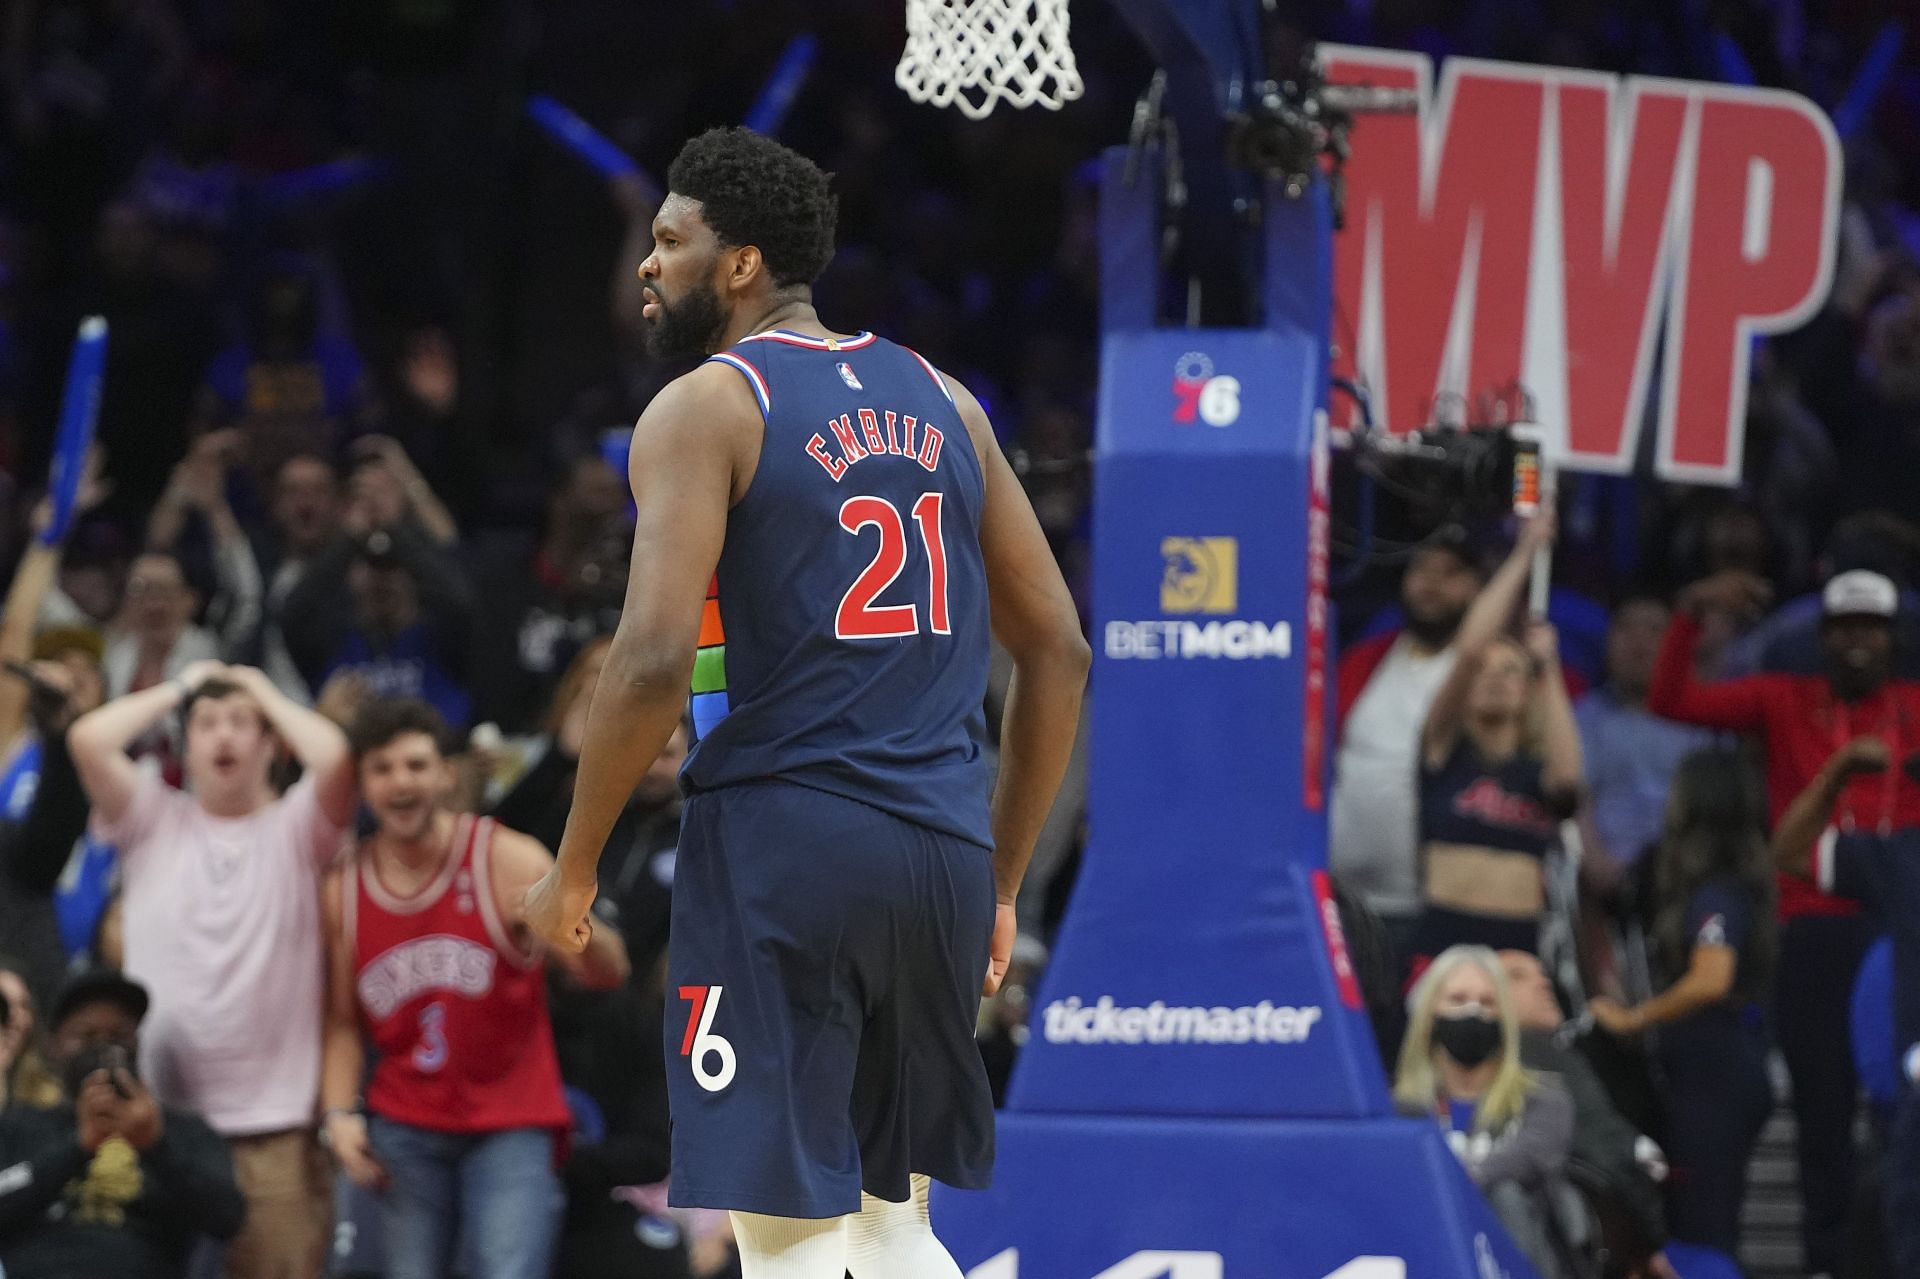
[68,660,355,1279]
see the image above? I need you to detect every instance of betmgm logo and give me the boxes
[1105,537,1291,660]
[1160,537,1236,614]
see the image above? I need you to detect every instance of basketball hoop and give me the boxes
[895,0,1084,120]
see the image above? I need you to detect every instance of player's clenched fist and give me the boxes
[522,866,598,954]
[983,900,1018,997]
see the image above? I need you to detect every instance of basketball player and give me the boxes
[523,128,1090,1278]
[319,697,628,1279]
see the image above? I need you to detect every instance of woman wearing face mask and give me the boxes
[1396,945,1576,1278]
[1589,751,1776,1258]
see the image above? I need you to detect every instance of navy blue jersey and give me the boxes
[680,329,993,849]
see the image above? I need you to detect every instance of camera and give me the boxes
[62,1041,136,1099]
[1223,38,1418,219]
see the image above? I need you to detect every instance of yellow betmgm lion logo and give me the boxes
[1160,538,1237,615]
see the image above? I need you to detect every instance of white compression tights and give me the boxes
[846,1175,966,1279]
[729,1212,847,1279]
[731,1175,965,1279]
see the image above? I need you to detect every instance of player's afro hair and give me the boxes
[667,128,838,289]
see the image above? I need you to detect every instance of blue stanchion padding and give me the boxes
[1832,21,1906,140]
[743,34,820,137]
[958,142,1530,1276]
[42,316,107,546]
[933,1114,1540,1278]
[1008,326,1381,1120]
[527,95,639,179]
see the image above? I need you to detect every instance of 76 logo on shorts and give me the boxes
[678,985,738,1092]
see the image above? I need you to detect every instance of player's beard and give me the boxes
[645,278,730,359]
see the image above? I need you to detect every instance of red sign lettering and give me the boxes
[1322,47,1840,484]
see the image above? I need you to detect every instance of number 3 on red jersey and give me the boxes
[835,493,950,639]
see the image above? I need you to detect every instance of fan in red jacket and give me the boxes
[1648,569,1920,913]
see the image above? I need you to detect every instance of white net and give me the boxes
[895,0,1084,120]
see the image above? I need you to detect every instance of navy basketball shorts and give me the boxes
[665,779,997,1218]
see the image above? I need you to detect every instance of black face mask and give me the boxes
[1432,1011,1502,1068]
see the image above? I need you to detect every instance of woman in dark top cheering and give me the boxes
[1415,606,1584,959]
[1589,750,1776,1256]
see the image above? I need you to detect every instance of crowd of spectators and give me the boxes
[1308,6,1920,1277]
[1338,521,1920,1276]
[0,0,1913,1277]
[1311,21,1920,1275]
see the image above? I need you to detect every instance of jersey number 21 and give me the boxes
[835,493,950,640]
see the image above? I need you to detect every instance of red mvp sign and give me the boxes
[1321,47,1842,484]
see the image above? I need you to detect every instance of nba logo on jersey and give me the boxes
[836,361,863,391]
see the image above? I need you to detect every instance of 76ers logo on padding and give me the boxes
[837,361,863,391]
[1170,352,1241,427]
[678,985,737,1092]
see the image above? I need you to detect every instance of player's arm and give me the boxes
[492,826,629,988]
[524,364,753,952]
[951,377,1091,994]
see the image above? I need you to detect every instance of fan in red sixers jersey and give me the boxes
[318,698,628,1279]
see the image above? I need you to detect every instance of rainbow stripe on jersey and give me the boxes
[691,575,729,740]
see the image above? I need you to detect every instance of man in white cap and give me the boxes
[1821,570,1901,695]
[1648,565,1920,1274]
